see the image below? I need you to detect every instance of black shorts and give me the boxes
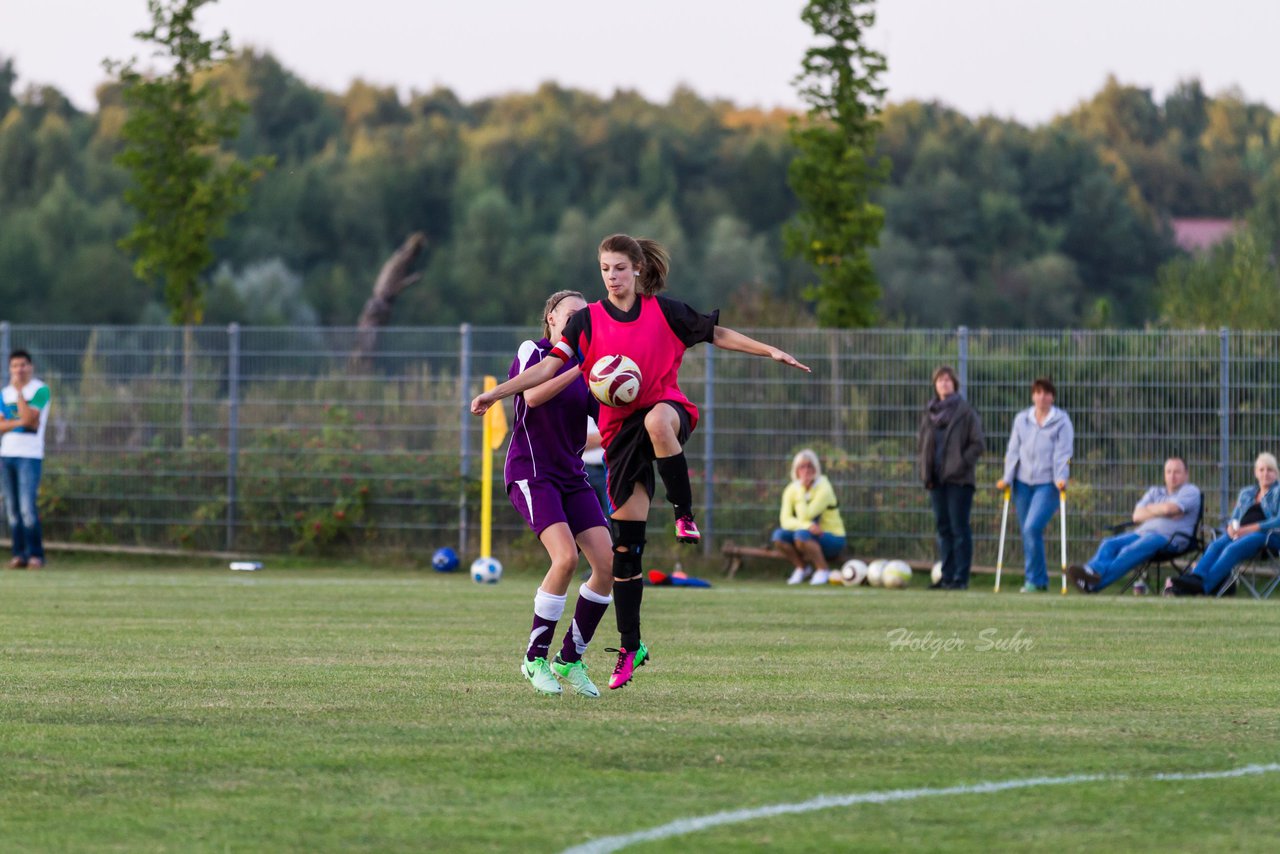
[604,401,693,512]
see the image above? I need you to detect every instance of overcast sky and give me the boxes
[3,0,1279,124]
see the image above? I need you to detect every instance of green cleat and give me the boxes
[521,656,562,697]
[551,654,600,698]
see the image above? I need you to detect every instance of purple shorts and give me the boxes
[507,477,609,537]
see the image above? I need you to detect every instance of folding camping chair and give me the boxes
[1110,500,1207,595]
[1214,531,1280,600]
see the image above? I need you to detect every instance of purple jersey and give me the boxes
[504,338,598,488]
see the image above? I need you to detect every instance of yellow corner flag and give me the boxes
[479,376,507,559]
[484,376,508,450]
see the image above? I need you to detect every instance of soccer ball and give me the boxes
[471,557,503,584]
[840,559,868,586]
[882,560,913,589]
[866,559,887,588]
[588,354,642,407]
[931,561,943,584]
[432,547,459,573]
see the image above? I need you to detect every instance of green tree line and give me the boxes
[2,53,1277,328]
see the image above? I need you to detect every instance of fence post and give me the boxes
[225,323,240,552]
[459,323,472,558]
[0,322,9,371]
[957,326,969,397]
[702,346,715,557]
[1219,327,1230,521]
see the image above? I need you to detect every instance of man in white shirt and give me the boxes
[1,350,51,569]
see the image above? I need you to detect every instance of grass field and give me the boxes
[2,556,1278,852]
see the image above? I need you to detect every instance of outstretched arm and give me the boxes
[524,366,583,408]
[711,327,810,372]
[471,356,566,415]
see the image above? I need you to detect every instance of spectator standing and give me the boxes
[996,377,1074,592]
[916,365,984,590]
[1,350,50,569]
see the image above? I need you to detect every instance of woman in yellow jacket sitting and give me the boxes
[772,449,847,585]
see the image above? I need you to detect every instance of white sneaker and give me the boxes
[809,569,831,586]
[787,567,808,585]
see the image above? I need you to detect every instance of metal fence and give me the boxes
[7,323,1277,569]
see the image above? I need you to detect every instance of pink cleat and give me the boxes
[675,516,700,544]
[606,642,651,690]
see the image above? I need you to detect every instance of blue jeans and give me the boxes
[1190,531,1269,593]
[929,483,975,586]
[1013,481,1060,588]
[771,528,846,560]
[1086,531,1170,590]
[1,456,44,561]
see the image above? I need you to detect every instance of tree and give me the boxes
[783,0,889,327]
[0,57,16,117]
[107,0,270,325]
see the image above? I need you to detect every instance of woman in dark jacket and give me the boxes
[916,365,985,589]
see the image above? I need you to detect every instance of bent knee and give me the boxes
[549,555,578,577]
[643,408,677,436]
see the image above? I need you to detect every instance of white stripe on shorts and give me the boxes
[515,479,535,526]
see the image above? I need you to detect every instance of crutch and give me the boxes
[993,486,1011,593]
[1059,487,1069,596]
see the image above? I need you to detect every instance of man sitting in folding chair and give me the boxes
[1168,452,1280,597]
[1067,456,1201,594]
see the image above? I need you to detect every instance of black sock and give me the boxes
[613,576,644,650]
[656,452,693,519]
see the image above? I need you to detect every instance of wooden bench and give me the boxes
[720,542,790,578]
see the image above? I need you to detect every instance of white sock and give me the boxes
[577,582,612,605]
[533,588,567,621]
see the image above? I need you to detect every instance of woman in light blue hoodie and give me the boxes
[996,377,1074,592]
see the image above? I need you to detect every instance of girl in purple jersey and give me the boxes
[507,290,615,698]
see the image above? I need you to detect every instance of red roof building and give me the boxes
[1171,218,1237,253]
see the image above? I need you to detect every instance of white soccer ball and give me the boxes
[866,559,887,588]
[588,354,642,407]
[471,556,503,584]
[840,559,868,586]
[883,560,913,589]
[931,561,943,584]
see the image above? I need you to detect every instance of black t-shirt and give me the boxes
[559,294,719,359]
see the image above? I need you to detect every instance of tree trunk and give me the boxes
[351,232,427,365]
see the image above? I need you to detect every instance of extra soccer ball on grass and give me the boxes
[931,561,943,584]
[432,547,459,573]
[866,559,887,588]
[471,557,503,584]
[882,560,913,589]
[840,559,868,586]
[588,355,642,407]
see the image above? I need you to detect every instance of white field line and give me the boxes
[562,763,1280,854]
